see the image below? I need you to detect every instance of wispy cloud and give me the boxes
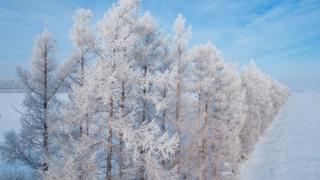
[177,0,320,89]
[0,0,319,89]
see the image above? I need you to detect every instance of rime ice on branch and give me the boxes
[0,0,289,179]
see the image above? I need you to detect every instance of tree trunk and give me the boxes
[86,114,89,136]
[119,82,125,178]
[119,138,124,178]
[79,55,85,138]
[175,47,182,175]
[142,66,147,123]
[202,97,209,155]
[161,88,167,131]
[176,81,181,132]
[43,46,49,172]
[138,66,148,180]
[201,94,210,180]
[106,97,113,180]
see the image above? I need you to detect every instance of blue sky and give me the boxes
[0,0,319,90]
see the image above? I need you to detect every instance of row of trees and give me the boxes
[0,0,289,179]
[0,78,24,93]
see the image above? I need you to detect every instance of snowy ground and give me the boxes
[0,93,24,143]
[240,91,320,180]
[0,93,31,177]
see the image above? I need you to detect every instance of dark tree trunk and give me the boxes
[106,97,113,180]
[119,82,126,178]
[42,46,49,172]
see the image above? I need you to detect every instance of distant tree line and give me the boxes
[0,78,24,93]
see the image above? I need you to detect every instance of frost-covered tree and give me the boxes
[97,1,179,178]
[56,1,180,179]
[44,136,100,180]
[63,8,97,144]
[133,11,163,124]
[59,64,103,180]
[0,29,68,175]
[269,79,290,113]
[239,61,287,159]
[67,8,95,88]
[172,14,191,133]
[61,57,179,180]
[129,11,182,178]
[154,36,173,131]
[171,14,191,176]
[240,61,265,158]
[211,64,246,180]
[184,43,223,179]
[185,43,246,180]
[96,0,140,178]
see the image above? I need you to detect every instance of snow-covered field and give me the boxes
[241,91,320,180]
[0,93,24,142]
[0,93,31,177]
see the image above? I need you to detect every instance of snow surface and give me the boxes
[240,91,320,180]
[0,93,31,177]
[0,93,24,143]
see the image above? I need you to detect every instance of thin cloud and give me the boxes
[0,0,319,89]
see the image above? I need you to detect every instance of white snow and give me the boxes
[0,93,32,177]
[240,91,320,180]
[0,93,24,143]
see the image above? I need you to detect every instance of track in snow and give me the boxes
[240,91,320,180]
